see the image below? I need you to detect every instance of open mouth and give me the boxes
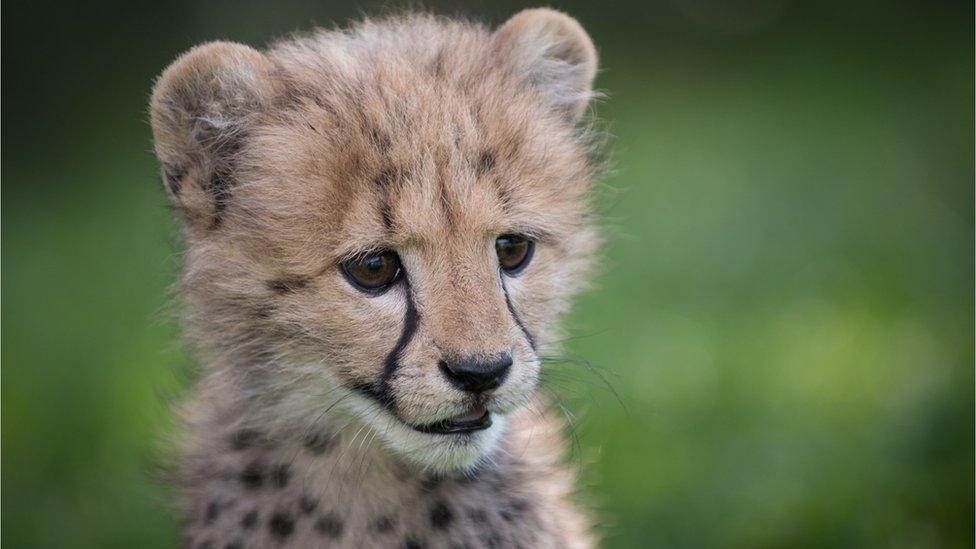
[413,404,492,435]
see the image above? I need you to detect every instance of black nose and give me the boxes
[439,354,513,394]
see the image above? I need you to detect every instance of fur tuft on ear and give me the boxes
[494,8,598,121]
[150,41,276,230]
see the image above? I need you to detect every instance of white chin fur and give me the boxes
[344,395,507,474]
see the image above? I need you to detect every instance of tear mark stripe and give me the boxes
[502,280,536,351]
[372,280,420,411]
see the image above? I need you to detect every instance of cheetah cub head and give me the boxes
[151,9,600,473]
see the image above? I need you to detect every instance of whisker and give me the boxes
[539,355,627,415]
[542,388,585,474]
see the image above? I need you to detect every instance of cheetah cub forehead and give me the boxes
[151,9,601,473]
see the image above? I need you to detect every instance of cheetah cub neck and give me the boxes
[151,8,602,548]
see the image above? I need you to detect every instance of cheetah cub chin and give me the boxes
[151,8,603,548]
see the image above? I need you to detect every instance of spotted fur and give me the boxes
[151,8,602,548]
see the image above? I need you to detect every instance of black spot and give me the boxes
[209,170,233,229]
[252,303,274,320]
[304,432,334,455]
[482,531,502,549]
[204,500,220,524]
[271,464,291,489]
[429,501,453,530]
[380,202,395,232]
[477,150,496,176]
[421,475,442,491]
[364,123,392,152]
[509,499,530,513]
[372,515,396,533]
[314,512,344,539]
[496,183,514,213]
[374,165,399,187]
[162,165,185,196]
[498,497,527,523]
[224,541,243,549]
[298,495,318,515]
[429,48,446,77]
[267,275,309,295]
[206,134,244,230]
[230,429,260,451]
[500,132,523,162]
[241,510,258,529]
[438,180,454,227]
[403,537,425,549]
[499,500,529,524]
[268,512,295,539]
[239,461,265,490]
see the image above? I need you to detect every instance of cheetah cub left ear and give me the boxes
[149,42,279,232]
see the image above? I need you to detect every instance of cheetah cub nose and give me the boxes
[439,354,513,393]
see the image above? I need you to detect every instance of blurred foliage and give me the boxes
[2,0,973,547]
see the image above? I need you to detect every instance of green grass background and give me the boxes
[3,0,973,547]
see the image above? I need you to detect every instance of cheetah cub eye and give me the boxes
[495,234,535,275]
[340,250,403,295]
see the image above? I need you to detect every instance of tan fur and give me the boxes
[151,8,602,548]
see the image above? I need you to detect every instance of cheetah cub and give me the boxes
[151,8,603,548]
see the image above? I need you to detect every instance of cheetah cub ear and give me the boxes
[494,8,598,121]
[149,42,277,231]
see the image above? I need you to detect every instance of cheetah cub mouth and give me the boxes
[414,404,491,435]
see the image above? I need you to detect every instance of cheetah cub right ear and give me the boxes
[149,42,279,231]
[494,8,599,121]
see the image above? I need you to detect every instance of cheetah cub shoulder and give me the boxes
[151,8,603,548]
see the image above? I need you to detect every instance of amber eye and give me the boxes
[340,251,403,294]
[495,234,534,274]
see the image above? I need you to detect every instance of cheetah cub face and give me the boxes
[151,9,600,473]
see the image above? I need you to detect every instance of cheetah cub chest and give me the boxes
[151,8,603,548]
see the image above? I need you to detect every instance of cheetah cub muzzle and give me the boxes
[151,8,603,548]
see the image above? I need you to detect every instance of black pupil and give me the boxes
[364,256,384,274]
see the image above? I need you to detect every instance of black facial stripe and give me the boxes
[502,280,536,351]
[267,275,310,295]
[367,279,420,411]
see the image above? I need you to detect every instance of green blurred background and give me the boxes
[3,0,973,547]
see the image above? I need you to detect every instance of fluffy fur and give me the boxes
[151,8,602,548]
